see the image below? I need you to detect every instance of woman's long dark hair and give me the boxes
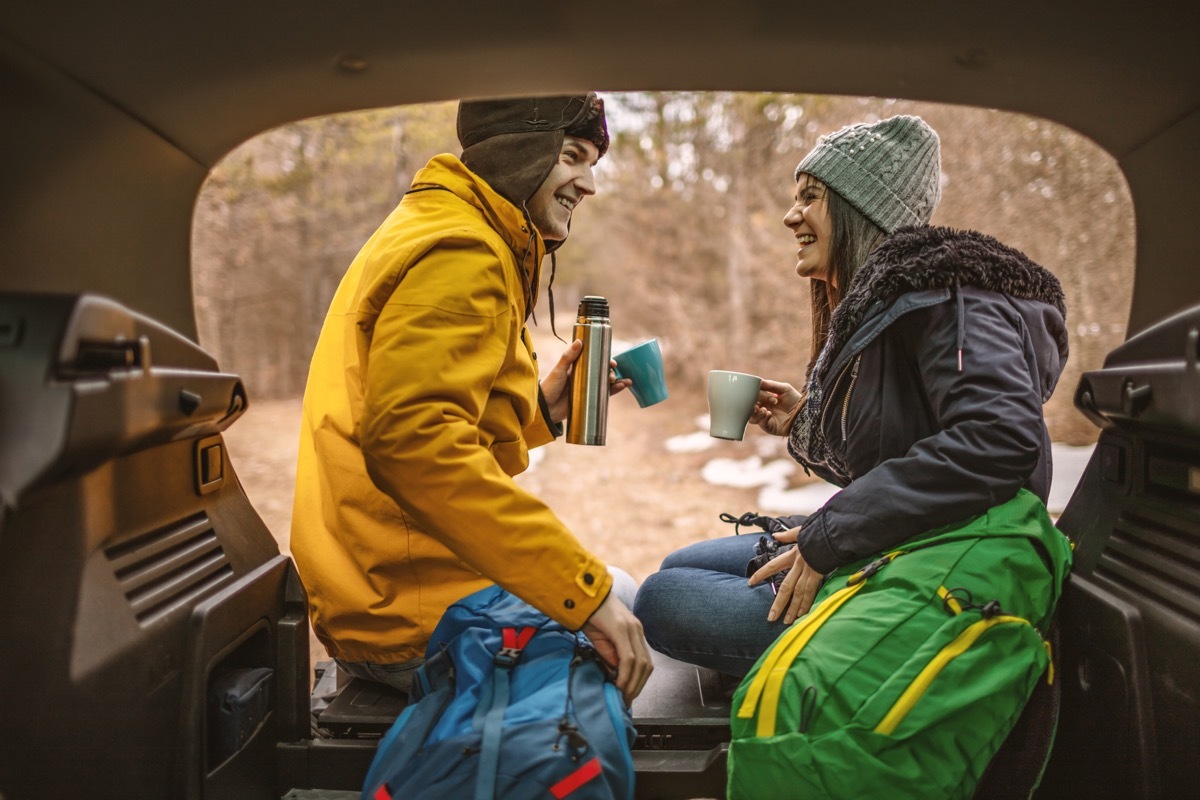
[802,176,887,382]
[783,176,888,433]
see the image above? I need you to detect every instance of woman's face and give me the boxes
[783,174,833,285]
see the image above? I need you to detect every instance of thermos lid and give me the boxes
[577,296,609,317]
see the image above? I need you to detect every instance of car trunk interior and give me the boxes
[1,1,1197,798]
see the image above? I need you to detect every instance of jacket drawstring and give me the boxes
[955,280,965,372]
[513,203,540,326]
[546,252,561,341]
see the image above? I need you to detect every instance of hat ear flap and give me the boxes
[460,130,563,208]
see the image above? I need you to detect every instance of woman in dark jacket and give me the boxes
[634,115,1069,676]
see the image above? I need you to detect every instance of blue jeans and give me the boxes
[633,534,790,678]
[335,656,422,693]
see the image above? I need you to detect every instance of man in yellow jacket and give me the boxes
[291,94,652,703]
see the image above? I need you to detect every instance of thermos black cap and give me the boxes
[578,296,609,317]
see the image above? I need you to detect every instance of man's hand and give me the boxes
[748,527,824,625]
[581,592,653,706]
[541,339,632,423]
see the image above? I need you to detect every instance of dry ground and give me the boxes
[220,356,793,675]
[223,389,773,586]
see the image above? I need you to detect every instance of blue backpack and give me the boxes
[362,585,636,800]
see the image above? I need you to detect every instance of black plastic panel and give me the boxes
[1048,303,1200,798]
[0,292,307,800]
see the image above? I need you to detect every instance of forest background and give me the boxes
[191,91,1131,577]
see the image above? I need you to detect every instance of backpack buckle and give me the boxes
[847,550,903,585]
[494,647,522,667]
[494,626,537,667]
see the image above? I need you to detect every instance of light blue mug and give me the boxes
[612,339,668,408]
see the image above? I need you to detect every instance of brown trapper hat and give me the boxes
[457,93,609,208]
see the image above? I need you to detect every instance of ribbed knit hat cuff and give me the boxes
[797,147,922,233]
[564,95,609,157]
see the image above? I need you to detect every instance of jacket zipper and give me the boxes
[872,614,1034,736]
[840,354,862,443]
[818,353,862,444]
[737,550,904,738]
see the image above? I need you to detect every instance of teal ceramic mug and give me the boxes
[612,339,668,408]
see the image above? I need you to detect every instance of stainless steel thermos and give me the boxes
[566,296,612,446]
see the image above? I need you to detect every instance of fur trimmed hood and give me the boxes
[791,224,1068,486]
[820,225,1066,376]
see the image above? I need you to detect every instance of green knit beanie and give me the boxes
[794,115,942,233]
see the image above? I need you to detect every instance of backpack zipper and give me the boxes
[737,550,904,737]
[872,614,1034,736]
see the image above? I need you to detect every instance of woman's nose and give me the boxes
[783,203,802,228]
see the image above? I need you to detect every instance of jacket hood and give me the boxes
[819,225,1068,379]
[409,155,544,316]
[792,224,1069,489]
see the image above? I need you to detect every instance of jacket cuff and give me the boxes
[556,563,613,630]
[538,387,564,439]
[795,510,842,575]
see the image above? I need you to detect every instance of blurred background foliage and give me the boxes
[193,92,1132,445]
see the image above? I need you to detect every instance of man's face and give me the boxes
[527,135,599,242]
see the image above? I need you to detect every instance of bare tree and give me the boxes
[194,93,1132,445]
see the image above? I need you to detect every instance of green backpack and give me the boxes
[727,490,1072,800]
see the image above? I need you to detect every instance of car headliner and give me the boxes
[1,1,1196,340]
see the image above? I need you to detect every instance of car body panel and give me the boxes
[1,3,1198,798]
[1,2,1197,338]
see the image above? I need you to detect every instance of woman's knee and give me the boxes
[632,570,681,637]
[659,534,756,574]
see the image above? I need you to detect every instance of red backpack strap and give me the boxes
[494,626,536,666]
[550,756,603,798]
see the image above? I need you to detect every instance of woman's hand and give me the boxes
[748,526,824,625]
[748,379,803,436]
[541,339,631,423]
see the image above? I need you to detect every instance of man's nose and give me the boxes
[577,166,597,196]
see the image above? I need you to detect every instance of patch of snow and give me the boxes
[1047,442,1094,514]
[701,456,794,489]
[693,441,1096,517]
[665,432,716,453]
[758,481,840,515]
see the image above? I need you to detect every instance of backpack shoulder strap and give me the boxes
[475,626,536,800]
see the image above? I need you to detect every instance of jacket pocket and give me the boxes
[489,436,527,476]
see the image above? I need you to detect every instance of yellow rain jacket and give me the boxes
[291,155,613,664]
